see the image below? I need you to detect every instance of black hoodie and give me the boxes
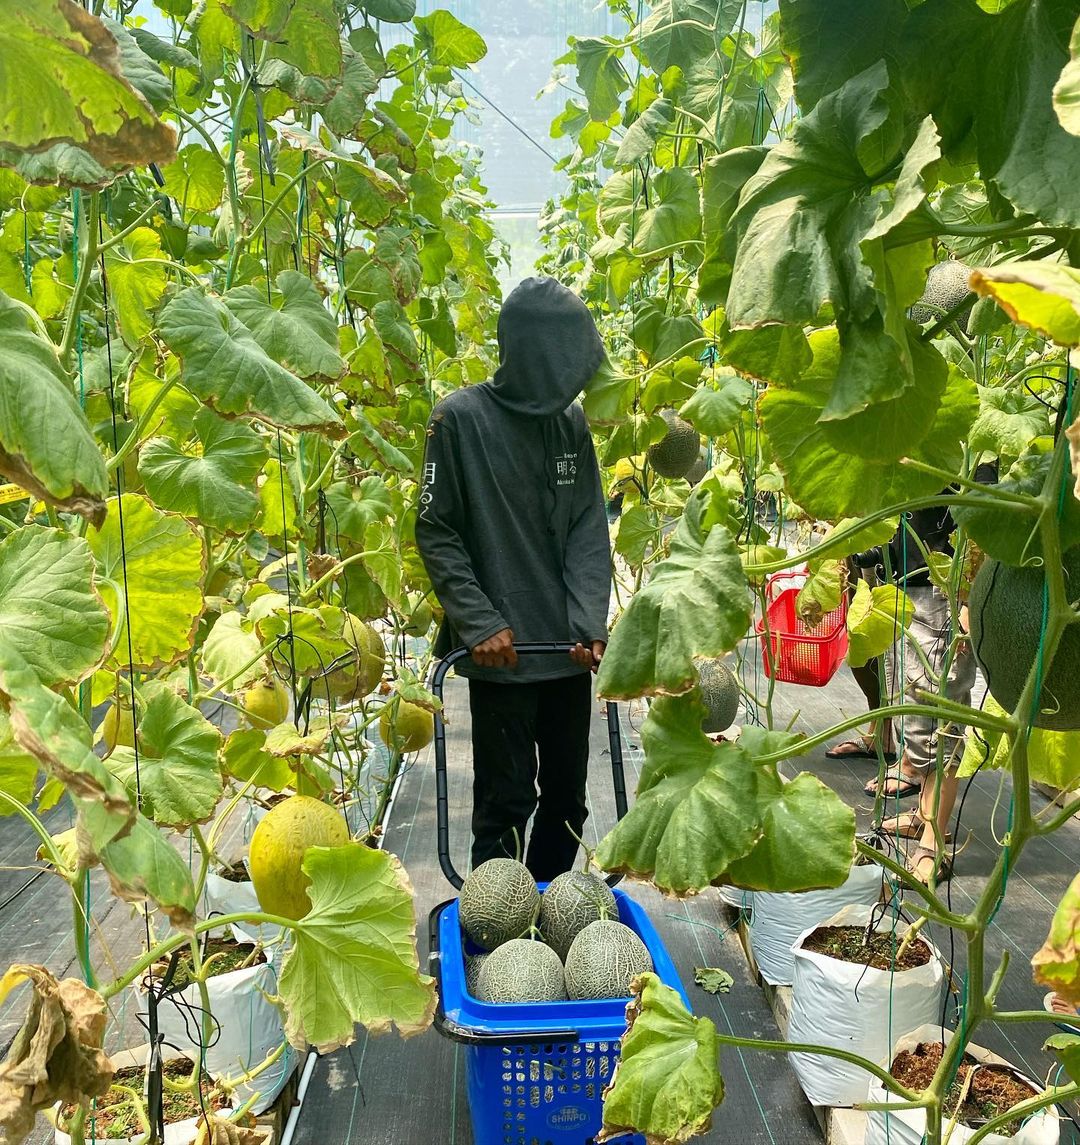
[415,277,611,682]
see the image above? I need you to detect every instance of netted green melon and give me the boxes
[459,858,540,951]
[910,260,973,326]
[465,953,489,997]
[475,939,567,1003]
[647,410,700,479]
[564,920,653,1000]
[696,658,740,734]
[969,548,1080,729]
[538,871,618,961]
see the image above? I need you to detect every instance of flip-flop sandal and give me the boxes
[880,810,953,842]
[1044,991,1080,1034]
[863,766,923,798]
[825,739,898,762]
[908,846,952,885]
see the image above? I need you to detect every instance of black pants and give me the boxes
[468,673,591,883]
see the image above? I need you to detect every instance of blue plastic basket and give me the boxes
[429,886,689,1145]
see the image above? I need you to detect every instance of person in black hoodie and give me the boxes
[415,278,611,881]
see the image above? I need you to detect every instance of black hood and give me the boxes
[490,277,606,418]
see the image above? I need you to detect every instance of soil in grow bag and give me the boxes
[803,925,933,972]
[159,938,266,992]
[214,861,249,884]
[891,1042,1039,1137]
[57,1060,229,1138]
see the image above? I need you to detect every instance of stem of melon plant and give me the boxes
[714,1033,922,1100]
[59,192,100,368]
[103,911,296,1000]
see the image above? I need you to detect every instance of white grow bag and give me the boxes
[865,1024,1061,1145]
[749,862,885,985]
[786,904,945,1106]
[136,955,293,1115]
[202,871,283,946]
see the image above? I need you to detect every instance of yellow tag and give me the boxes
[0,483,30,506]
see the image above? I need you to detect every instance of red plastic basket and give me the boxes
[756,571,848,687]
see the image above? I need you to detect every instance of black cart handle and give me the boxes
[429,643,630,890]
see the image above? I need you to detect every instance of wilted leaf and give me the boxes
[599,973,722,1144]
[693,967,733,995]
[0,965,112,1145]
[0,1,175,180]
[1033,872,1080,1005]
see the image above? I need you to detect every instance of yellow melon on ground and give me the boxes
[248,795,350,920]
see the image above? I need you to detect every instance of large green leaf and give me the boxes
[779,0,908,111]
[158,288,344,435]
[94,810,196,929]
[200,611,266,690]
[679,376,754,436]
[322,477,393,543]
[266,0,342,80]
[571,38,628,122]
[724,773,856,890]
[595,692,851,894]
[638,0,740,73]
[0,1,175,178]
[0,292,107,523]
[278,843,437,1051]
[958,695,1080,792]
[725,61,899,330]
[361,0,415,21]
[596,495,752,700]
[0,712,38,809]
[414,9,486,67]
[1033,872,1080,1005]
[614,98,674,168]
[139,409,268,533]
[759,327,978,520]
[160,144,224,213]
[633,168,701,259]
[87,494,205,671]
[601,974,722,1143]
[106,684,223,828]
[968,385,1050,464]
[972,0,1080,228]
[103,227,167,347]
[0,647,195,926]
[845,581,913,668]
[0,527,109,687]
[224,271,345,380]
